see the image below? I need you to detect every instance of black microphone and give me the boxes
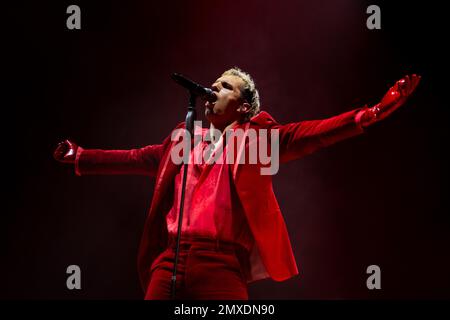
[171,73,217,103]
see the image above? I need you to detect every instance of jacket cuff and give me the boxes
[74,146,84,176]
[354,106,369,131]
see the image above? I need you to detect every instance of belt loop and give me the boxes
[216,238,220,251]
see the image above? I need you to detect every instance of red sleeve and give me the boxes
[75,144,165,176]
[277,108,365,163]
[74,123,185,176]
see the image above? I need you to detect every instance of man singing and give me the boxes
[53,68,420,299]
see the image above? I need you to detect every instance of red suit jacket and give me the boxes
[75,108,365,291]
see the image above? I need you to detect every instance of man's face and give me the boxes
[205,75,248,129]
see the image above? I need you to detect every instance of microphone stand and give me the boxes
[171,93,197,299]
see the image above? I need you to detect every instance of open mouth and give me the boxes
[205,101,216,109]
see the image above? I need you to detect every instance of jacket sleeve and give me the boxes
[74,122,186,176]
[74,144,165,177]
[277,108,365,163]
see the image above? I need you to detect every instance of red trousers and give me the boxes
[144,238,249,300]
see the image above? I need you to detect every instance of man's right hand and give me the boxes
[53,139,78,164]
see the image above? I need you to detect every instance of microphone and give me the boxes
[171,73,217,103]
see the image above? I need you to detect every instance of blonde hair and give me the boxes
[222,67,260,120]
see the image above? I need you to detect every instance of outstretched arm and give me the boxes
[53,139,165,177]
[278,74,421,163]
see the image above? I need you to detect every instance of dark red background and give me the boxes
[4,0,449,299]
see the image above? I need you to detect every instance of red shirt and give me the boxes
[166,128,255,253]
